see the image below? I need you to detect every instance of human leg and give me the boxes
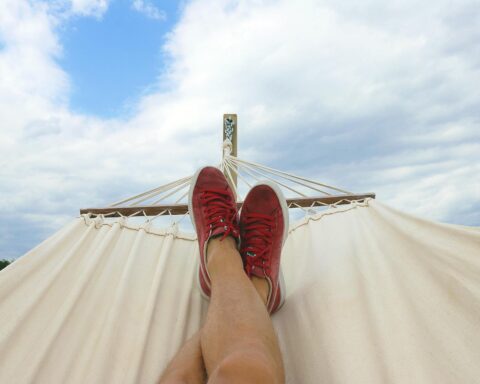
[158,331,206,384]
[201,237,284,384]
[188,168,287,383]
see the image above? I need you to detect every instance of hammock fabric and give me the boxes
[0,199,479,383]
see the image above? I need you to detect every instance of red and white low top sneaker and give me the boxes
[188,166,240,298]
[240,181,289,314]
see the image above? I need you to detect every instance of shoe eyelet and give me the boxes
[224,225,228,230]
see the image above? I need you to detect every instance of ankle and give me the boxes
[206,236,237,256]
[206,236,243,277]
[250,276,269,306]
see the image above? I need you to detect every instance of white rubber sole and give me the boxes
[189,167,212,300]
[188,167,203,235]
[277,268,287,312]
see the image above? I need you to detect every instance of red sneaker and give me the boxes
[188,166,240,299]
[240,181,289,314]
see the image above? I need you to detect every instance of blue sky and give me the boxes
[61,0,181,117]
[0,0,479,259]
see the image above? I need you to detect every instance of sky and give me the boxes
[0,0,479,259]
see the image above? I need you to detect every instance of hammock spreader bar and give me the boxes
[80,193,376,217]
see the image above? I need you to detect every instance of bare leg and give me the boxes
[158,331,206,384]
[201,237,285,383]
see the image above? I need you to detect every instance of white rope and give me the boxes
[174,190,189,204]
[229,156,327,195]
[223,139,233,157]
[222,157,238,197]
[133,177,191,206]
[224,156,253,189]
[149,179,190,206]
[129,162,223,208]
[288,202,311,213]
[109,176,192,207]
[145,209,170,224]
[126,210,145,218]
[172,210,190,226]
[232,160,309,198]
[231,160,262,184]
[110,177,188,207]
[101,211,124,217]
[100,151,358,222]
[229,156,351,194]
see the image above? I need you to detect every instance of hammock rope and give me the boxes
[96,143,367,218]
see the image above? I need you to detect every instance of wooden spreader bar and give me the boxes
[80,193,375,217]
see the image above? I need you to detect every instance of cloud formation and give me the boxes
[68,0,110,18]
[0,0,479,258]
[131,0,166,20]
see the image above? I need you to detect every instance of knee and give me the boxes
[210,350,280,384]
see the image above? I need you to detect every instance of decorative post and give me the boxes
[223,113,238,187]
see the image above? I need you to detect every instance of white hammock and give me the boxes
[1,199,479,383]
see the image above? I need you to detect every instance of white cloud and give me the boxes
[0,1,69,147]
[131,0,166,20]
[0,0,479,258]
[69,0,110,18]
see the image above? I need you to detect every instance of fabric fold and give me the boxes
[0,200,479,383]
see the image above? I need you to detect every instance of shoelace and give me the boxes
[241,212,274,276]
[201,188,239,241]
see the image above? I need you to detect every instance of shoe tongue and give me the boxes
[211,226,226,237]
[209,221,240,245]
[249,267,265,279]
